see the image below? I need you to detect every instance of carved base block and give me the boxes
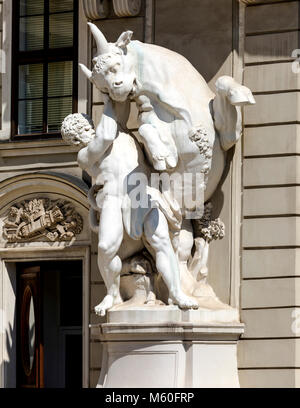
[90,310,244,388]
[106,304,240,324]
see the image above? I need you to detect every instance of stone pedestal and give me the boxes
[90,307,244,388]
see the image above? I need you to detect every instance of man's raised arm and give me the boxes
[77,96,118,171]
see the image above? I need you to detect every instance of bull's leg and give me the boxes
[188,237,209,281]
[95,196,124,316]
[136,95,178,170]
[138,124,177,171]
[144,208,198,309]
[213,75,255,152]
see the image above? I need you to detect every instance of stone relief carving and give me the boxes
[3,198,83,242]
[112,0,141,17]
[82,0,109,20]
[62,23,255,320]
[82,0,141,20]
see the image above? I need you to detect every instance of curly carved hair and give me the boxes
[61,113,95,148]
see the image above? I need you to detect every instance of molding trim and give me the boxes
[229,0,245,309]
[144,0,154,43]
[112,0,142,17]
[239,0,284,4]
[82,0,109,20]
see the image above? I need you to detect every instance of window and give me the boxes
[11,0,78,139]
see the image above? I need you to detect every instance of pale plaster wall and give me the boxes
[0,0,3,129]
[239,0,300,388]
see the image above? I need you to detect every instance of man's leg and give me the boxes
[144,208,198,309]
[95,196,124,316]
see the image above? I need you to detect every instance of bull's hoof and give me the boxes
[215,75,255,106]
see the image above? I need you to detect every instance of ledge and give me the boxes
[91,321,244,342]
[239,0,288,4]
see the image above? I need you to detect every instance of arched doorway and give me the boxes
[0,173,91,388]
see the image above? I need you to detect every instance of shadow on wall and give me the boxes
[211,146,235,219]
[1,322,16,388]
[1,263,17,388]
[153,0,235,87]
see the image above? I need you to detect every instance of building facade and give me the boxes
[0,0,298,388]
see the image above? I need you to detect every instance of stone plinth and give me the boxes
[90,308,244,388]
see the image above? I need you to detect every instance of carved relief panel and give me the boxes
[2,198,83,243]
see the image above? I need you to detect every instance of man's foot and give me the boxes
[168,291,199,309]
[94,295,114,316]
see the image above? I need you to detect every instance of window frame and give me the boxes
[11,0,78,140]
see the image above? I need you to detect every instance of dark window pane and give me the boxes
[48,61,73,97]
[50,0,74,13]
[19,64,43,99]
[19,16,44,51]
[48,97,72,132]
[49,12,73,49]
[20,0,44,17]
[18,99,43,134]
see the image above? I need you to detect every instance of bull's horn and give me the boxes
[87,22,109,56]
[79,63,93,82]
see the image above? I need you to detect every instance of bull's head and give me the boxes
[79,23,138,102]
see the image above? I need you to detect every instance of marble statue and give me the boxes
[61,23,255,317]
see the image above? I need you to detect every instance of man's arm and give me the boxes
[77,96,118,171]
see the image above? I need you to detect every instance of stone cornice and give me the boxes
[82,0,142,19]
[82,0,109,19]
[239,0,288,4]
[113,0,141,17]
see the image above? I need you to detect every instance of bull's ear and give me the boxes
[115,31,133,50]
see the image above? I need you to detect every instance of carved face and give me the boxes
[92,49,137,102]
[79,25,138,103]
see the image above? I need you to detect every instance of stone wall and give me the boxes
[0,0,2,129]
[238,0,300,388]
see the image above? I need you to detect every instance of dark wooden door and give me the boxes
[17,265,44,388]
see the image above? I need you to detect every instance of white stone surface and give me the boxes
[91,319,244,388]
[106,305,239,324]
